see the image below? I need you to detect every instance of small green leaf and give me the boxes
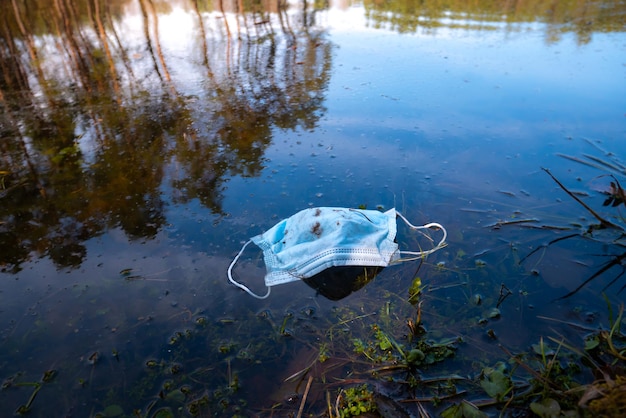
[440,403,462,418]
[165,389,185,403]
[152,408,175,418]
[375,330,392,351]
[440,401,488,418]
[487,308,501,319]
[584,336,600,351]
[479,362,511,399]
[532,341,555,356]
[407,349,425,365]
[460,401,489,418]
[102,404,124,417]
[408,277,423,303]
[530,398,561,418]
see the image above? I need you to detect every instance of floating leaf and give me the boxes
[407,349,425,365]
[102,404,124,417]
[532,340,555,356]
[152,408,175,418]
[584,336,600,351]
[479,362,511,399]
[165,389,185,403]
[487,308,501,319]
[441,401,489,418]
[375,329,393,351]
[408,277,423,304]
[530,398,561,418]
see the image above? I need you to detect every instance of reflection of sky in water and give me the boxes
[211,19,625,240]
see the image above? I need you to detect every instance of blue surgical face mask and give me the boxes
[227,207,447,299]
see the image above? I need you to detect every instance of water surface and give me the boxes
[1,0,625,416]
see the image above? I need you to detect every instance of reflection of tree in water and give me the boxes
[173,11,331,212]
[362,0,626,44]
[0,0,332,271]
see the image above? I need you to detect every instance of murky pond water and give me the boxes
[1,0,626,416]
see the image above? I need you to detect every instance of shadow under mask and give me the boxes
[302,266,383,301]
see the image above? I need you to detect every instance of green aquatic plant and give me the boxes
[2,369,58,415]
[336,384,376,417]
[482,300,626,416]
[348,315,458,373]
[408,276,423,305]
[441,401,488,418]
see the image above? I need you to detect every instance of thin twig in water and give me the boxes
[296,375,313,418]
[542,167,623,231]
[326,391,334,418]
[336,312,377,326]
[496,284,512,308]
[400,390,467,403]
[416,401,432,418]
[557,153,601,168]
[584,154,626,174]
[536,315,600,332]
[488,218,539,229]
[334,390,343,418]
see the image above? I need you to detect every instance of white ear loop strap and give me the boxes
[396,212,447,261]
[227,240,271,299]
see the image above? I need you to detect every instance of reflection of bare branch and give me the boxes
[219,0,232,37]
[138,0,164,82]
[10,0,36,62]
[145,0,173,85]
[518,233,580,265]
[557,253,626,300]
[105,3,136,87]
[53,0,91,91]
[277,0,296,43]
[134,0,177,96]
[236,0,244,38]
[192,0,214,78]
[0,17,33,101]
[91,0,121,102]
[10,0,46,86]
